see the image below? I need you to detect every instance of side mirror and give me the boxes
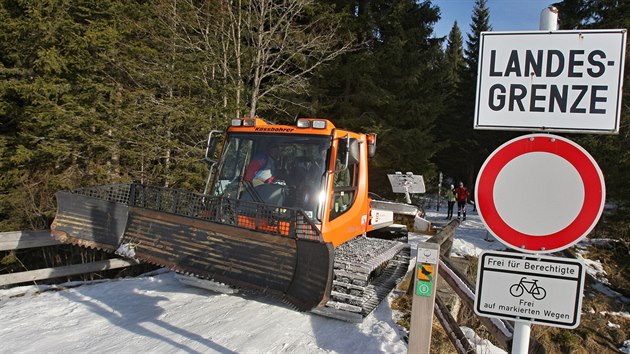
[347,138,360,165]
[367,133,376,158]
[203,130,223,195]
[205,130,223,164]
[337,136,360,172]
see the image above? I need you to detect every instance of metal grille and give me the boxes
[73,184,131,204]
[72,184,322,241]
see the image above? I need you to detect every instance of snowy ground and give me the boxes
[0,205,622,353]
[424,207,506,258]
[0,270,408,353]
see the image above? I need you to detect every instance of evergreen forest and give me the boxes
[1,0,628,231]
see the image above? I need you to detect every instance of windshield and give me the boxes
[211,133,331,221]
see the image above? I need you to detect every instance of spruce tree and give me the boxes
[432,21,466,183]
[0,1,218,229]
[451,0,518,192]
[442,0,495,189]
[555,0,630,210]
[464,0,492,81]
[0,0,123,229]
[109,1,217,189]
[312,0,444,195]
[445,21,466,88]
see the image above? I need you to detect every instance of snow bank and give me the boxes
[460,326,507,354]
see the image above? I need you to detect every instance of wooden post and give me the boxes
[408,242,440,354]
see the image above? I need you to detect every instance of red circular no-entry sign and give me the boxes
[475,134,606,253]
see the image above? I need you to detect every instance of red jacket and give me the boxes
[454,187,468,202]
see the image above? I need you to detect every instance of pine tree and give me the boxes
[312,0,444,195]
[439,0,494,189]
[464,0,492,81]
[432,21,466,183]
[0,0,124,229]
[554,0,630,210]
[444,21,466,88]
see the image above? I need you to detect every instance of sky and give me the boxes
[1,207,628,353]
[433,0,558,39]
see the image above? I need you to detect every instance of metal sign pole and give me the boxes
[539,6,558,31]
[511,9,556,353]
[437,172,442,211]
[512,321,531,354]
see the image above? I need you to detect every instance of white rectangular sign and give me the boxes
[417,244,439,264]
[474,250,585,329]
[475,30,627,134]
[387,173,425,194]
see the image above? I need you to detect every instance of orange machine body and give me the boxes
[225,118,376,247]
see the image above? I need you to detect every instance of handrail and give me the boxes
[0,258,139,287]
[0,230,139,287]
[423,219,515,352]
[0,230,60,251]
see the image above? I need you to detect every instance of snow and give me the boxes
[460,327,506,354]
[451,221,507,257]
[0,271,408,353]
[575,251,609,283]
[0,204,616,353]
[599,311,630,319]
[607,321,621,329]
[575,244,630,304]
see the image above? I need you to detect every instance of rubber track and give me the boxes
[314,236,410,321]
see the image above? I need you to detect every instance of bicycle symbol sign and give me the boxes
[474,250,586,329]
[509,277,547,300]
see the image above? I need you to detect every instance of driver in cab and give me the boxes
[244,144,280,186]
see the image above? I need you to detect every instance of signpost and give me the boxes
[474,251,585,329]
[409,243,440,354]
[437,172,443,211]
[471,9,626,353]
[387,172,425,204]
[474,30,627,134]
[475,133,606,253]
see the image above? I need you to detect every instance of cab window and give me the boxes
[329,141,358,220]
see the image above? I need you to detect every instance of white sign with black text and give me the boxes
[474,30,627,134]
[474,250,585,329]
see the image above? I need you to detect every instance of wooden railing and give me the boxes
[0,230,139,287]
[418,220,514,353]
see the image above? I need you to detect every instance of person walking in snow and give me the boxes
[445,184,456,219]
[454,181,469,220]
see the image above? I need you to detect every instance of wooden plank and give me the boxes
[408,242,440,354]
[439,257,476,309]
[439,257,513,350]
[427,219,459,256]
[434,296,476,353]
[0,258,140,286]
[0,230,60,251]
